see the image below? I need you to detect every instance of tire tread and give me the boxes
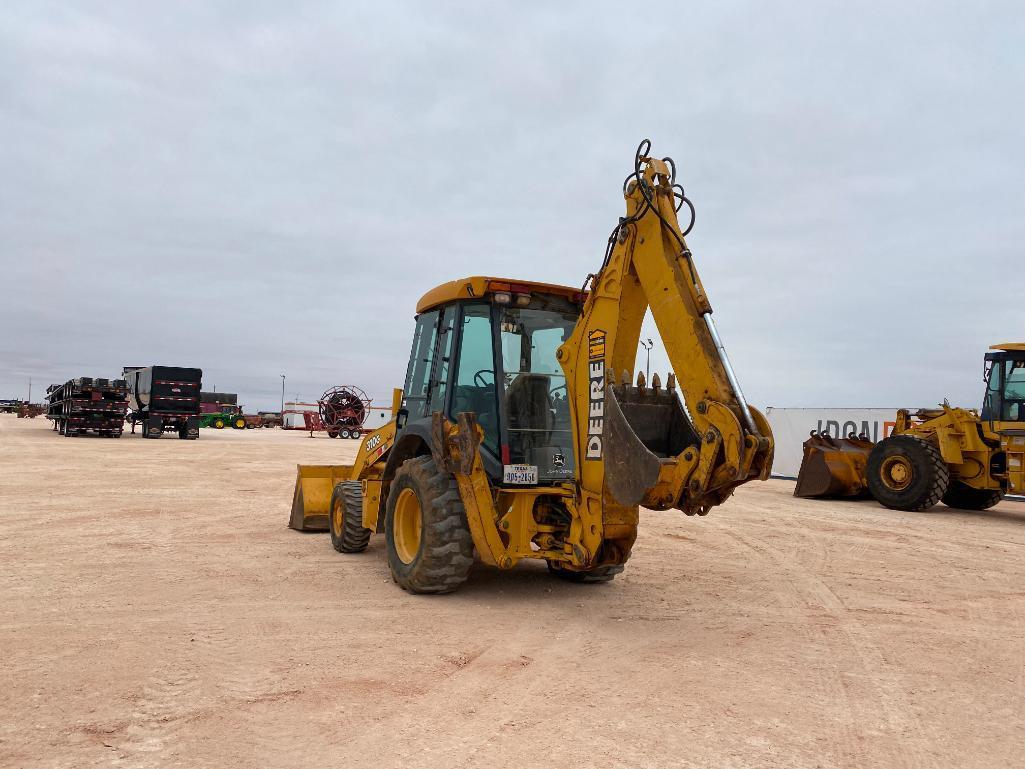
[867,436,949,511]
[385,456,473,594]
[330,481,371,553]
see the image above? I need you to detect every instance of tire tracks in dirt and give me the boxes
[720,522,943,769]
[325,609,599,768]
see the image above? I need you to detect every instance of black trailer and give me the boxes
[45,378,129,437]
[123,366,202,440]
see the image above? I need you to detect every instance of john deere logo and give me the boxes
[586,330,606,460]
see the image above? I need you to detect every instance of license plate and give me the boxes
[503,464,538,485]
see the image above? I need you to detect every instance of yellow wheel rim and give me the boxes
[236,419,245,428]
[880,455,914,491]
[332,497,343,536]
[393,488,422,565]
[214,419,224,429]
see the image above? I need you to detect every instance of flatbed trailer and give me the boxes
[45,378,129,437]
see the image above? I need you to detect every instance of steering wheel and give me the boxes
[550,382,568,398]
[474,370,495,387]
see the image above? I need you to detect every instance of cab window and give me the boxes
[497,305,577,480]
[451,304,498,452]
[428,310,455,415]
[402,311,439,420]
[1004,361,1025,421]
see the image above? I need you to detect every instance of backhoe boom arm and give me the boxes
[560,141,773,516]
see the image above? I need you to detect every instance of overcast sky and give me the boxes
[1,1,1022,411]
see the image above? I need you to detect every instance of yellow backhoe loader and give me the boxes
[289,140,774,593]
[795,343,1025,511]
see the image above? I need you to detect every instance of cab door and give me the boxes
[401,310,440,422]
[989,357,1025,492]
[401,306,456,425]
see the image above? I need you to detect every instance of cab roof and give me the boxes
[416,276,585,314]
[990,343,1025,351]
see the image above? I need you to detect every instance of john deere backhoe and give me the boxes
[289,141,774,593]
[795,343,1025,511]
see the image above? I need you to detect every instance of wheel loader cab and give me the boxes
[401,278,582,485]
[983,345,1025,424]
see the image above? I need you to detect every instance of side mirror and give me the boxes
[396,408,409,431]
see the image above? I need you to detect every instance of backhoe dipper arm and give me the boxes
[559,141,773,516]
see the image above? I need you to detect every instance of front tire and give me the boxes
[213,418,225,429]
[385,456,473,594]
[329,481,371,553]
[942,482,1003,511]
[866,435,949,511]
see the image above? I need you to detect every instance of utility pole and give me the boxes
[280,374,286,415]
[27,376,32,403]
[639,339,653,382]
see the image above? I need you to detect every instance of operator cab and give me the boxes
[400,277,584,485]
[982,343,1025,422]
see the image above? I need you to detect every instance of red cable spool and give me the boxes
[318,386,371,437]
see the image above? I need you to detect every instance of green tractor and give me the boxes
[200,404,247,430]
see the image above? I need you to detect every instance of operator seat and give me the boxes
[504,374,553,451]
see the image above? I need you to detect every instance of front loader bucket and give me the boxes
[793,432,874,499]
[288,464,354,531]
[604,379,699,506]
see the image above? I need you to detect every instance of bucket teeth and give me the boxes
[604,372,702,508]
[667,373,676,392]
[651,373,662,391]
[621,369,631,386]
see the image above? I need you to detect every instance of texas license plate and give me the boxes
[503,464,538,485]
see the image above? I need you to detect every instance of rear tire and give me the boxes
[942,482,1004,511]
[329,481,371,553]
[385,456,473,594]
[339,428,351,439]
[546,561,624,583]
[866,435,949,511]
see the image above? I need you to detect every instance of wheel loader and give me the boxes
[289,141,774,593]
[795,343,1025,511]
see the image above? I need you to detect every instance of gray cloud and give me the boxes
[2,1,1023,411]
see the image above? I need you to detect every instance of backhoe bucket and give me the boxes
[793,432,874,498]
[288,464,354,531]
[604,379,699,506]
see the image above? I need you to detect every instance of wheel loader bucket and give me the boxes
[604,378,699,506]
[288,464,354,531]
[793,432,874,499]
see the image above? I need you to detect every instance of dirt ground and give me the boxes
[1,414,1023,769]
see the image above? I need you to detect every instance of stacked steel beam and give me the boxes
[46,378,129,438]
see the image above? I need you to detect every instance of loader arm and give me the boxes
[559,141,773,516]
